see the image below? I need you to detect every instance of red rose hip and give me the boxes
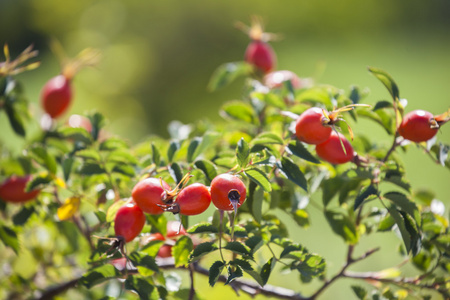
[398,110,439,143]
[0,175,40,204]
[114,202,146,243]
[210,174,246,211]
[295,107,333,145]
[315,132,354,164]
[132,178,171,214]
[41,75,72,119]
[245,40,276,74]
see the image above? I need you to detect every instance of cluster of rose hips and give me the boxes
[240,19,449,165]
[113,173,246,245]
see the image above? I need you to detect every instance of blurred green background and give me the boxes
[1,0,449,299]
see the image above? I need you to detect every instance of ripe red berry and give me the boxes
[0,175,40,204]
[132,178,171,214]
[315,132,355,165]
[210,174,246,211]
[146,221,187,258]
[163,183,211,216]
[263,70,302,89]
[398,110,439,143]
[41,75,73,119]
[245,40,276,74]
[114,202,146,243]
[295,107,333,145]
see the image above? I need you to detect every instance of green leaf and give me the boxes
[76,149,101,161]
[112,164,135,177]
[322,177,345,207]
[384,170,411,192]
[325,209,358,244]
[4,101,26,137]
[224,241,252,258]
[79,264,120,288]
[296,87,333,106]
[107,150,138,165]
[79,163,106,175]
[193,159,217,184]
[58,127,92,144]
[251,132,284,146]
[128,251,159,273]
[30,145,57,174]
[368,67,400,100]
[0,225,20,254]
[187,222,219,234]
[167,140,181,163]
[245,235,263,253]
[168,162,183,184]
[387,205,414,255]
[222,101,257,124]
[236,138,250,168]
[287,141,320,164]
[247,182,264,224]
[25,173,52,192]
[141,239,165,257]
[125,275,157,300]
[99,137,128,151]
[189,242,218,262]
[62,157,74,182]
[260,257,275,286]
[295,254,326,283]
[88,112,105,142]
[208,62,251,91]
[280,244,306,259]
[187,138,201,163]
[292,209,310,228]
[151,143,161,166]
[354,184,378,210]
[173,236,193,267]
[13,206,35,226]
[378,215,396,232]
[244,168,271,192]
[193,132,220,160]
[351,285,368,300]
[384,192,419,225]
[276,157,308,192]
[147,215,167,236]
[225,265,243,285]
[373,100,393,111]
[208,261,225,287]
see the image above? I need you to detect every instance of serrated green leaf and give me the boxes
[173,236,193,267]
[189,242,218,262]
[187,222,219,234]
[193,159,217,184]
[247,182,263,224]
[128,251,159,273]
[384,191,419,225]
[208,62,251,91]
[141,239,165,257]
[236,138,250,168]
[295,254,326,283]
[13,205,35,226]
[30,145,57,174]
[384,170,411,192]
[287,141,320,164]
[279,243,306,259]
[378,215,396,232]
[208,261,225,287]
[276,157,307,192]
[260,257,275,286]
[251,132,284,146]
[151,143,161,166]
[222,101,257,124]
[147,215,167,236]
[124,275,157,300]
[79,264,120,289]
[387,205,413,255]
[245,235,263,253]
[244,168,271,192]
[0,225,20,254]
[225,265,243,285]
[325,209,358,244]
[354,184,378,210]
[224,241,252,258]
[368,67,400,100]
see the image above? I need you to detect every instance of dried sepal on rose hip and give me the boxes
[398,109,449,143]
[295,104,370,145]
[159,183,211,216]
[236,16,277,75]
[210,173,247,213]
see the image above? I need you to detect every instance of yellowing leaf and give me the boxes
[54,177,66,189]
[57,197,80,221]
